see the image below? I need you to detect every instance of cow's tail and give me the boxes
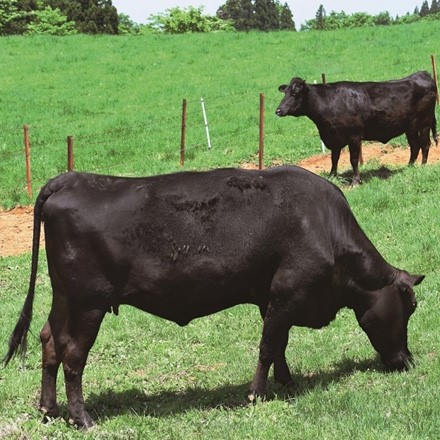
[3,182,54,366]
[433,117,439,146]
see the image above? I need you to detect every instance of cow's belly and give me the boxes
[122,282,260,326]
[363,118,407,143]
[120,256,269,325]
[363,129,403,144]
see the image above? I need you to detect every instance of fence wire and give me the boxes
[0,89,323,206]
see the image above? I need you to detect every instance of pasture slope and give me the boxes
[1,22,440,438]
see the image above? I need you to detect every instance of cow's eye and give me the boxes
[406,297,417,315]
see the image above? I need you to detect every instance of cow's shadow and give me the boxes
[85,357,381,422]
[336,165,403,186]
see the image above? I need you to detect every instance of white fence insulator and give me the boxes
[201,98,212,150]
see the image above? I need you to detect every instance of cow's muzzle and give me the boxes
[275,108,286,117]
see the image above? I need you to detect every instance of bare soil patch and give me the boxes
[0,206,45,258]
[1,142,440,258]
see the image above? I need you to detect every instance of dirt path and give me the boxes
[1,143,440,258]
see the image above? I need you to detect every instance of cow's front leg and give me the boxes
[273,330,292,386]
[249,304,290,400]
[329,148,341,176]
[258,305,292,387]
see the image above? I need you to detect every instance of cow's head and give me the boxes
[276,77,308,117]
[354,272,424,371]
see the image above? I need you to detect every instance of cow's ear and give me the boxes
[278,84,287,93]
[398,274,424,293]
[411,275,425,286]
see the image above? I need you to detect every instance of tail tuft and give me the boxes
[3,299,33,366]
[432,118,439,146]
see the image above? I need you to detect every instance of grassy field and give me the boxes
[1,21,440,438]
[1,21,440,207]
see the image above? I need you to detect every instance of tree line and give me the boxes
[1,0,440,36]
[416,0,440,16]
[0,0,118,35]
[304,1,440,31]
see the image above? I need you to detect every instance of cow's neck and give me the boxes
[304,88,328,124]
[333,217,399,293]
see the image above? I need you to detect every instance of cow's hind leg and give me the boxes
[39,320,61,421]
[406,131,421,164]
[348,139,362,186]
[419,127,431,164]
[60,308,105,429]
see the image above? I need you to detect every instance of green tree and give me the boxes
[254,0,279,31]
[0,0,17,34]
[420,0,430,16]
[217,0,295,32]
[26,5,77,34]
[395,12,420,24]
[0,0,36,34]
[323,11,348,30]
[117,12,140,34]
[237,0,253,30]
[347,12,373,28]
[148,6,233,34]
[315,4,326,29]
[45,0,118,33]
[279,2,295,30]
[430,0,440,13]
[217,0,253,31]
[302,9,394,31]
[373,11,391,26]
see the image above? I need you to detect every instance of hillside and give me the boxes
[1,21,440,208]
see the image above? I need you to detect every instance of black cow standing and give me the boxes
[4,167,423,428]
[276,71,438,185]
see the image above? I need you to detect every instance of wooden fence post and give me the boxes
[180,99,187,167]
[67,136,74,171]
[23,124,32,198]
[319,75,327,154]
[431,54,439,104]
[259,93,265,170]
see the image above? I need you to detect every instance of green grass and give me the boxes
[1,22,440,207]
[1,165,440,438]
[1,22,440,438]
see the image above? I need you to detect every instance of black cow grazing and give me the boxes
[276,71,438,185]
[4,167,423,429]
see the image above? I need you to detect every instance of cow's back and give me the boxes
[42,167,344,266]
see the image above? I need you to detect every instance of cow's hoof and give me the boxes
[39,404,61,422]
[247,391,266,404]
[69,413,95,430]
